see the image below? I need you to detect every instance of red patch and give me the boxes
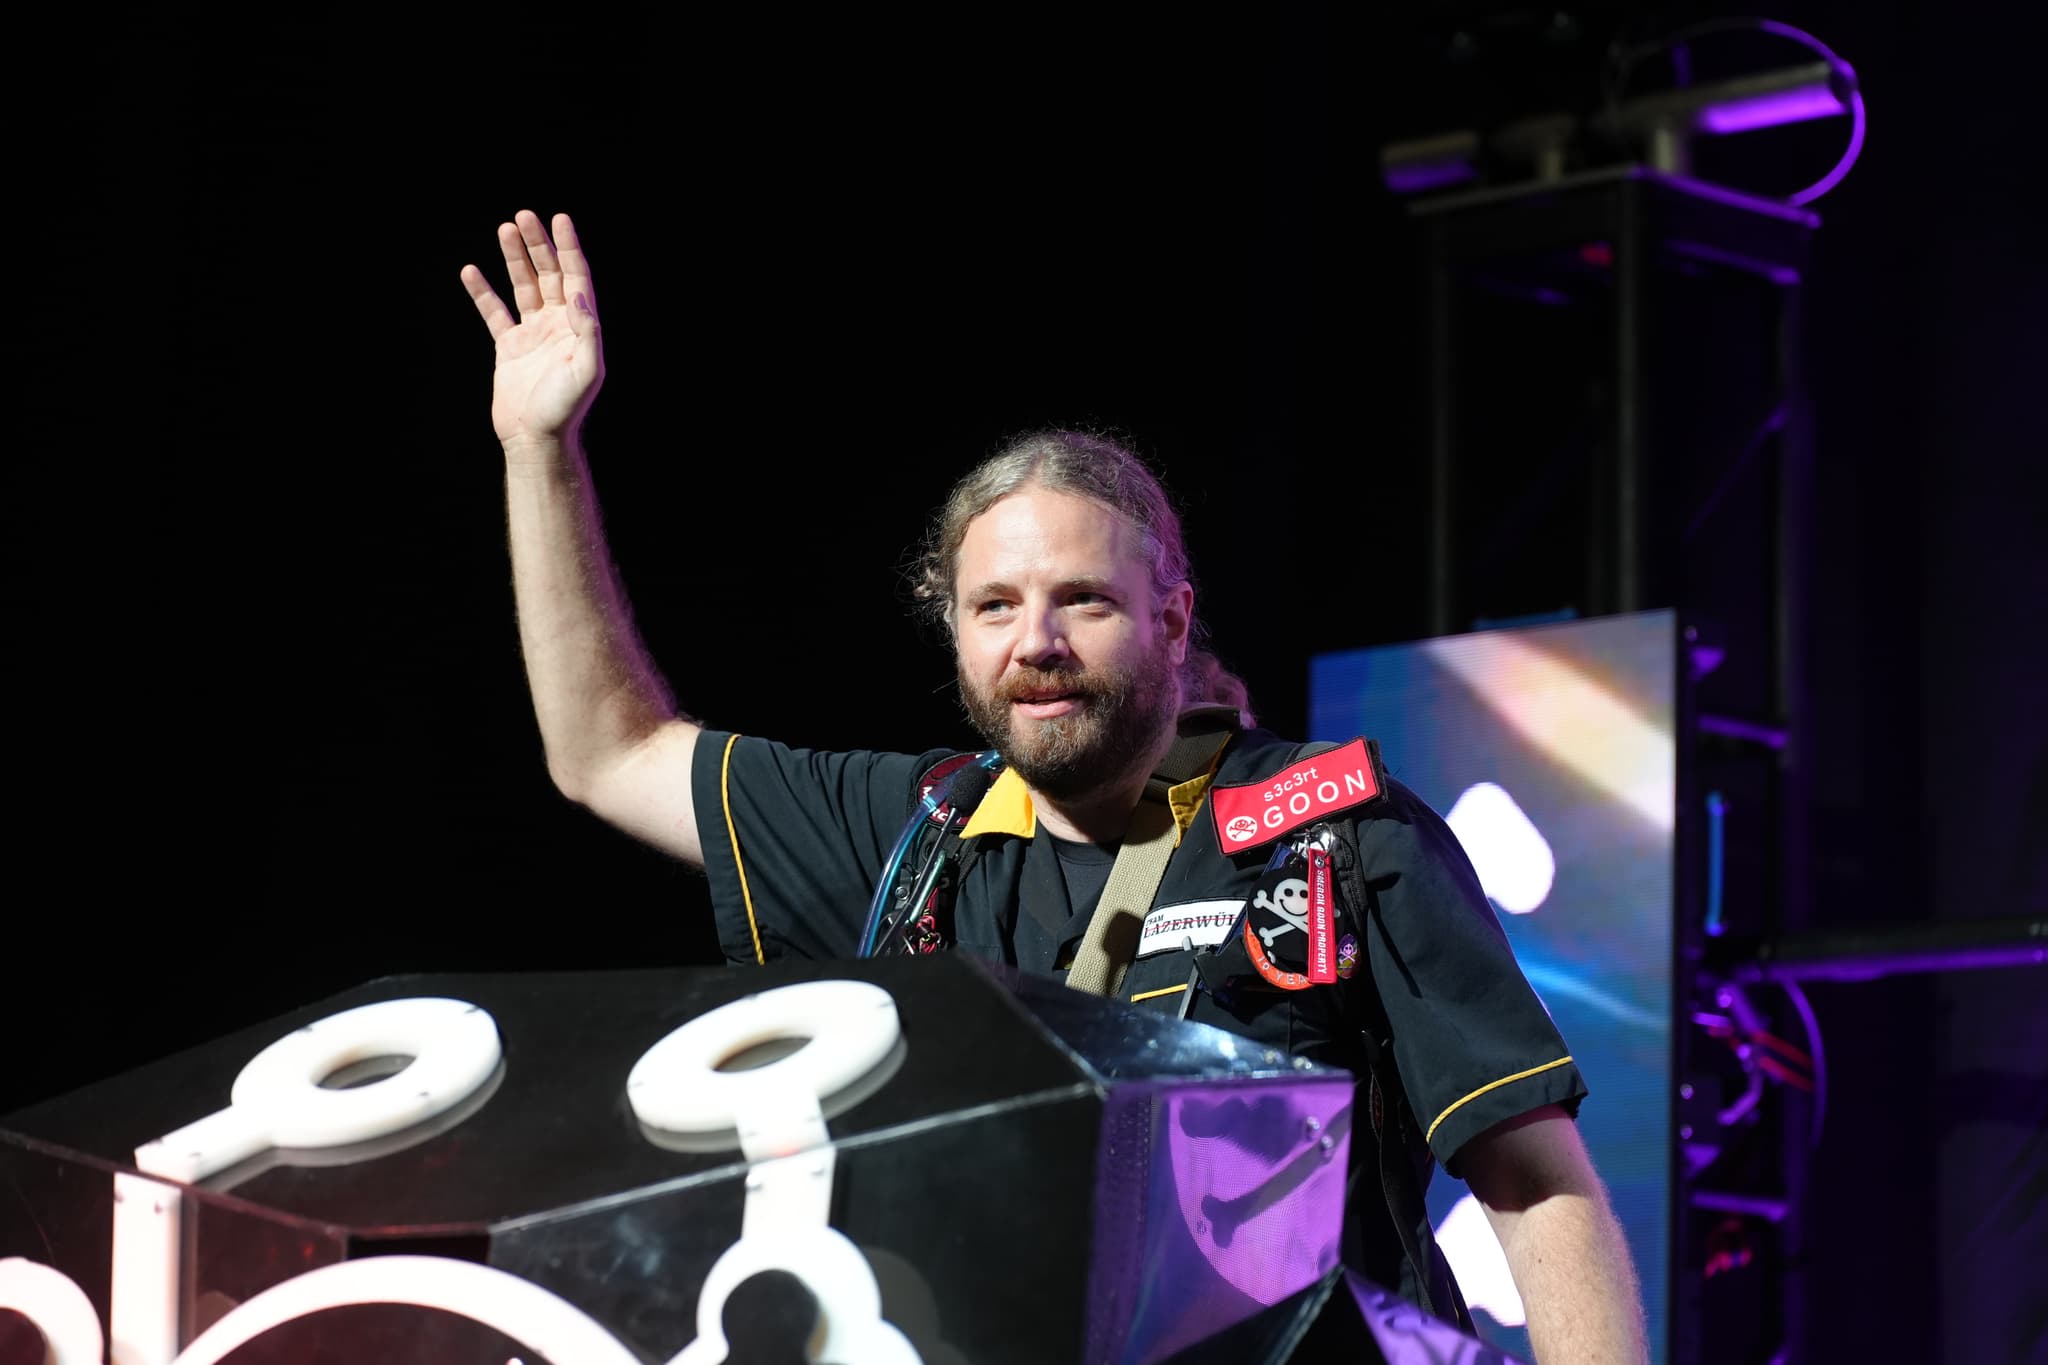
[1306,847,1337,985]
[1210,738,1386,854]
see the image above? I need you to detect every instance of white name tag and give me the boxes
[1135,899,1241,958]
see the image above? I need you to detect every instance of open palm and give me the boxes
[460,210,604,446]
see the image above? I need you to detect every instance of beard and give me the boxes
[958,647,1182,802]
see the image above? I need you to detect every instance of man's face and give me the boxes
[952,485,1191,800]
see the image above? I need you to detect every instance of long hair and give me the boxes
[910,429,1255,725]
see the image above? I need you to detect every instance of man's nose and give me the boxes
[1013,604,1071,669]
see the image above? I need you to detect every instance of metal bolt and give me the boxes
[1305,1116,1323,1136]
[1680,1084,1694,1100]
[1680,1125,1694,1140]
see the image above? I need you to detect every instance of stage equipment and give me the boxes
[1386,29,1841,1346]
[1381,18,1864,209]
[0,956,1513,1364]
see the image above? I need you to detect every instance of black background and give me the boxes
[9,4,2045,1360]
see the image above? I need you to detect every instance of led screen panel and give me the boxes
[1310,610,1674,1362]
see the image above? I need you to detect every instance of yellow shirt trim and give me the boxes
[1166,756,1224,846]
[1424,1056,1576,1145]
[1130,983,1188,1004]
[720,734,766,965]
[959,757,1223,847]
[959,767,1037,838]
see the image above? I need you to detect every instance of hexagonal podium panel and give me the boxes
[1,955,1407,1364]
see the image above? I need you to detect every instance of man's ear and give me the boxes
[1160,581,1195,664]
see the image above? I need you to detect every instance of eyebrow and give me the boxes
[961,575,1120,602]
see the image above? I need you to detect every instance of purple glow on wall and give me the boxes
[1697,85,1846,134]
[1383,159,1476,195]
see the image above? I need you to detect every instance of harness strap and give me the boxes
[1064,705,1241,997]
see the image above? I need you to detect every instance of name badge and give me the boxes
[1134,900,1241,958]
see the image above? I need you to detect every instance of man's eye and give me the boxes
[975,600,1013,617]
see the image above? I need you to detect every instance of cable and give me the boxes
[1780,977,1828,1148]
[856,753,1000,958]
[1788,86,1864,207]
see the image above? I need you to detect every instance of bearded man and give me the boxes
[462,210,1648,1365]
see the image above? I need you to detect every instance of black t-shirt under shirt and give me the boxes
[1041,832,1115,967]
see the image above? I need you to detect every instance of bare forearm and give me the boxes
[1500,1191,1647,1365]
[503,433,678,799]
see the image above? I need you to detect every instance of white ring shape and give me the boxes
[629,981,900,1134]
[0,1258,102,1365]
[167,1255,639,1365]
[668,1228,921,1365]
[233,997,501,1148]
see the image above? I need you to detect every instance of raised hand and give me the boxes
[460,211,604,450]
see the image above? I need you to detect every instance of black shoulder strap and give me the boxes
[1318,811,1475,1333]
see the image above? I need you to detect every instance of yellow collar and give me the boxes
[958,758,1224,848]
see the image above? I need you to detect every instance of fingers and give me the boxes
[473,210,591,331]
[459,263,517,341]
[496,218,544,316]
[552,213,598,319]
[516,209,567,308]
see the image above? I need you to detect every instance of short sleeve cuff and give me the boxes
[691,728,769,966]
[1427,1056,1589,1174]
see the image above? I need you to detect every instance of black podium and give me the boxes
[1,956,1518,1364]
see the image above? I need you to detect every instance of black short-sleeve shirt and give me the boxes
[692,726,1586,1178]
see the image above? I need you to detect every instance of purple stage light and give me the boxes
[1697,84,1847,135]
[1383,159,1477,195]
[1699,714,1790,750]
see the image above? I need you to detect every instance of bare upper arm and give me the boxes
[575,718,710,868]
[1459,1107,1649,1361]
[1459,1104,1606,1247]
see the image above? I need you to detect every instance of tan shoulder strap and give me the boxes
[1064,707,1238,997]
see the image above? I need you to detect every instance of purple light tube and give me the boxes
[1691,1190,1790,1223]
[1698,713,1789,749]
[1383,159,1477,195]
[1697,84,1846,134]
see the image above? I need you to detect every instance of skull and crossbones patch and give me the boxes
[1242,841,1340,991]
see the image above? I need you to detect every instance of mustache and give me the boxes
[995,664,1117,705]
